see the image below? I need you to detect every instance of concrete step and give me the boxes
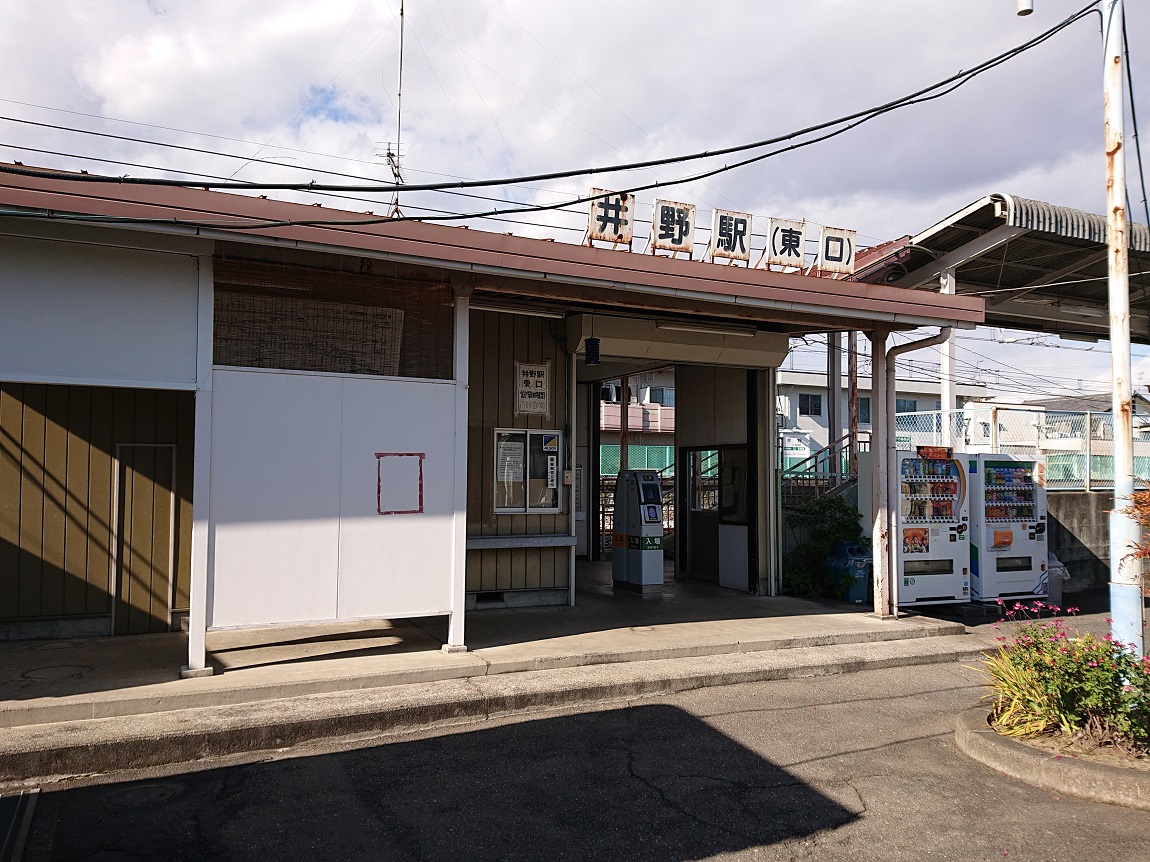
[0,615,966,729]
[0,633,989,785]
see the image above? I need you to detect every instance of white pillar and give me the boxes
[183,256,214,678]
[568,350,577,607]
[763,368,781,596]
[445,293,470,652]
[827,331,842,479]
[869,328,891,618]
[940,268,958,446]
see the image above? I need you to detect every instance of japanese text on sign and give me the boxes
[587,188,635,244]
[817,226,856,274]
[766,218,806,268]
[709,209,752,262]
[515,361,551,416]
[651,199,695,254]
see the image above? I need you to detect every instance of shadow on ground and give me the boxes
[28,705,856,861]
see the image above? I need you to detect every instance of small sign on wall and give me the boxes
[515,361,551,416]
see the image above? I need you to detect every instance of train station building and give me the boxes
[0,166,983,673]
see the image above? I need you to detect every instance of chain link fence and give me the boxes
[895,407,1150,490]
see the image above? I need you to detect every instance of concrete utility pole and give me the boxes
[1099,0,1143,653]
[1020,0,1141,652]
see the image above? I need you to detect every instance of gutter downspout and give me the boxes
[884,327,954,618]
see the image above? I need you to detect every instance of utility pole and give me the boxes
[1100,0,1143,653]
[1017,0,1141,651]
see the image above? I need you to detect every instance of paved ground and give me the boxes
[0,564,966,728]
[16,663,1150,862]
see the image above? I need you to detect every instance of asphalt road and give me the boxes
[19,663,1150,862]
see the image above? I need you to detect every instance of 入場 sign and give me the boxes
[515,361,550,416]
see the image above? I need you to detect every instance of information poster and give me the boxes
[497,437,525,483]
[515,362,550,416]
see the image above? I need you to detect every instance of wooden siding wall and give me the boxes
[0,383,193,627]
[466,311,570,592]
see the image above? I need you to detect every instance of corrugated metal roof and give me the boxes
[1003,193,1150,253]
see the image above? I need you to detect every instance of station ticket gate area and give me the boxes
[611,470,665,592]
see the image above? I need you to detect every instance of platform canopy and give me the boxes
[854,192,1150,343]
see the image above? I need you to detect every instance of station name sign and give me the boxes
[588,189,856,275]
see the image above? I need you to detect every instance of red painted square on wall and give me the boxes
[376,453,425,515]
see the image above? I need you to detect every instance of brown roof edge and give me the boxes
[0,167,983,328]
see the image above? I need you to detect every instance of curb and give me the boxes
[0,618,967,728]
[1,637,985,784]
[954,706,1150,810]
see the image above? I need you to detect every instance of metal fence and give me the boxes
[599,444,675,476]
[894,407,1150,490]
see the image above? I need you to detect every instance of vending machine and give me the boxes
[894,446,971,606]
[968,454,1048,601]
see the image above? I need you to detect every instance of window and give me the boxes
[213,257,453,379]
[648,386,675,406]
[895,398,918,413]
[494,429,562,513]
[858,396,871,425]
[798,393,822,416]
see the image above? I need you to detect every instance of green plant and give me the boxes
[783,495,864,599]
[981,602,1150,750]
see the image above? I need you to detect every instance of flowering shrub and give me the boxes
[981,602,1150,749]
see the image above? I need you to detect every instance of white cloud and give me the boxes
[1,0,1147,397]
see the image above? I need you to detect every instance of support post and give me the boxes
[940,268,958,445]
[847,331,858,477]
[569,350,577,607]
[445,293,470,652]
[1103,0,1143,653]
[183,256,214,678]
[1085,412,1093,493]
[869,328,891,618]
[885,328,955,619]
[760,369,781,595]
[827,331,842,482]
[619,374,630,473]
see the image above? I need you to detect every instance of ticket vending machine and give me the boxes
[612,470,665,592]
[894,446,971,606]
[969,454,1049,601]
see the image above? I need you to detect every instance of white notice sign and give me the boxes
[497,439,525,483]
[515,361,551,416]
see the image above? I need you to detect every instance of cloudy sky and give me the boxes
[2,0,1148,401]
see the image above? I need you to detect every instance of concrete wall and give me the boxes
[1046,491,1111,590]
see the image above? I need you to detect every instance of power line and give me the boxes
[1122,14,1150,228]
[0,1,1097,204]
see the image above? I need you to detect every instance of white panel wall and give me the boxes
[208,369,456,628]
[209,371,343,627]
[337,377,454,618]
[0,236,199,387]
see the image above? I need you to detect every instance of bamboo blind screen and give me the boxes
[213,258,453,379]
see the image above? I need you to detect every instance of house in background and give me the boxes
[597,368,676,475]
[776,369,987,452]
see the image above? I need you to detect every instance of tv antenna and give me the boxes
[386,0,406,217]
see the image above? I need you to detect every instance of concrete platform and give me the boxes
[0,564,966,729]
